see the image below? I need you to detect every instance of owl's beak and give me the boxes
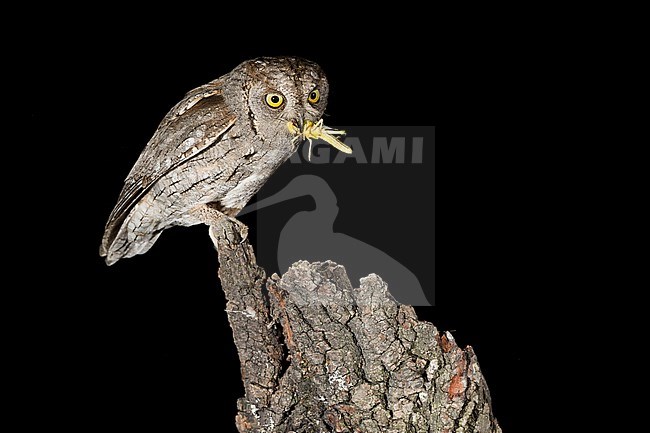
[288,119,302,136]
[286,119,352,154]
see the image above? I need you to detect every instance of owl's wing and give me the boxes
[101,80,237,254]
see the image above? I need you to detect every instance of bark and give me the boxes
[213,219,501,433]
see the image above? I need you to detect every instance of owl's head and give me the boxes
[224,57,351,153]
[229,57,328,132]
[224,57,351,154]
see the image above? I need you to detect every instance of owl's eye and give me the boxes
[265,93,284,108]
[308,89,320,104]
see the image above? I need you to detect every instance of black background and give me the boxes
[25,19,532,432]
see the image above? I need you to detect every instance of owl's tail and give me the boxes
[99,211,163,266]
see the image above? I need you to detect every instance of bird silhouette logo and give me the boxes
[239,174,431,306]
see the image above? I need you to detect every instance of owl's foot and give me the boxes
[188,203,249,246]
[209,218,248,246]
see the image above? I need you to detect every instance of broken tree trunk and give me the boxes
[213,219,501,433]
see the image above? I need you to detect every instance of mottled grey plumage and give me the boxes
[100,57,333,265]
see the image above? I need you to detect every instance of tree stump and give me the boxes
[213,219,501,433]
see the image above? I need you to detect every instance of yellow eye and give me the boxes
[308,89,320,104]
[265,93,284,108]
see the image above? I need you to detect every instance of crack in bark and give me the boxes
[214,219,501,433]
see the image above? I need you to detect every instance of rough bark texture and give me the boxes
[214,219,501,433]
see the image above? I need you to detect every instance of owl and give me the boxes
[100,57,350,265]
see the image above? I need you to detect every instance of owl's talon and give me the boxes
[208,225,220,247]
[232,219,249,244]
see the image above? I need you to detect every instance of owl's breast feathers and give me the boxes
[100,80,237,258]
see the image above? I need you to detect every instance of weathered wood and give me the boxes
[214,219,501,432]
